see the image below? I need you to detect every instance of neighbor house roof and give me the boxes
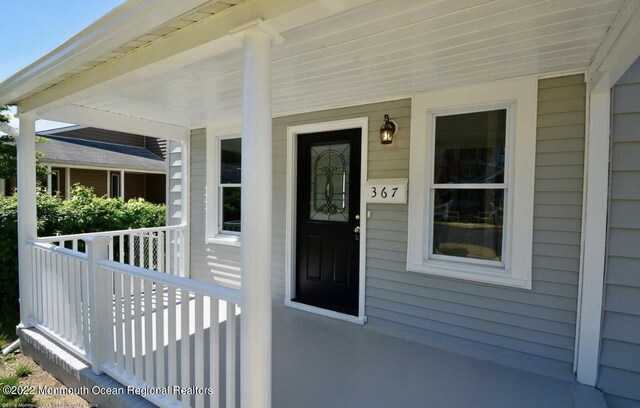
[38,135,165,173]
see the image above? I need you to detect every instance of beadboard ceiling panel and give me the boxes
[73,0,624,128]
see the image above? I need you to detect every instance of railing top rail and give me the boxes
[34,224,187,243]
[28,240,89,262]
[98,259,242,304]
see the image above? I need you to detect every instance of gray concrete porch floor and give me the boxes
[20,303,606,408]
[272,305,605,408]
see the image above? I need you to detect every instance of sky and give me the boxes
[1,0,125,131]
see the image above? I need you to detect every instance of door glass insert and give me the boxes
[309,143,350,221]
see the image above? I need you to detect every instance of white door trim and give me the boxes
[285,117,369,325]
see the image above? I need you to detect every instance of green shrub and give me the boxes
[0,185,165,341]
[14,363,33,378]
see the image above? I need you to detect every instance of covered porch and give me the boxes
[4,0,640,407]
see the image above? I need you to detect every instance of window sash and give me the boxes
[426,106,512,269]
[217,137,242,235]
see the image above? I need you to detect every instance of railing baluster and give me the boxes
[55,253,62,334]
[134,277,143,378]
[155,283,166,388]
[129,233,134,267]
[72,259,81,346]
[109,236,114,261]
[148,233,153,271]
[115,272,124,371]
[181,288,191,408]
[158,231,165,273]
[168,287,178,403]
[81,262,90,355]
[45,251,51,327]
[173,231,178,277]
[226,303,236,408]
[119,234,124,263]
[72,239,78,252]
[210,298,220,408]
[63,256,70,340]
[195,294,205,408]
[144,279,153,385]
[123,274,133,378]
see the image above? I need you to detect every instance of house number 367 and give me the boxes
[371,187,398,199]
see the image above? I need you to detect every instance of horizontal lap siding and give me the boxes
[598,58,640,408]
[70,168,108,197]
[364,75,584,376]
[189,129,241,288]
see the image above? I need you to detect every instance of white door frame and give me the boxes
[285,117,368,325]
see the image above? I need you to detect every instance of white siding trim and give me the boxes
[285,117,369,325]
[407,76,537,289]
[575,89,611,386]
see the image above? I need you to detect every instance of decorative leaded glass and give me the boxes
[310,143,350,221]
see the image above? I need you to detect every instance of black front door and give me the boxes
[295,128,361,316]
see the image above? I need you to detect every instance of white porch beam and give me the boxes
[236,20,282,408]
[589,1,640,93]
[44,105,189,142]
[16,113,38,326]
[575,90,611,386]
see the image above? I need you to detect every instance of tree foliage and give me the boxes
[0,186,166,328]
[0,106,50,181]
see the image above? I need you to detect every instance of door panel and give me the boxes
[295,128,361,316]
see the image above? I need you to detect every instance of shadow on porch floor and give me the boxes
[272,305,604,408]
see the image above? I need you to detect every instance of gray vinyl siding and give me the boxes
[364,75,585,377]
[598,58,640,408]
[188,76,585,377]
[189,129,241,288]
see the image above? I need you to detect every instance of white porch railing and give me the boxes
[35,224,187,277]
[26,225,241,408]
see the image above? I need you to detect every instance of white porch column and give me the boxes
[234,20,282,408]
[575,90,611,386]
[46,166,53,195]
[0,178,5,197]
[120,170,125,200]
[17,113,37,326]
[65,167,71,198]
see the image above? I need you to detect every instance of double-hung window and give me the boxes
[407,77,537,288]
[206,129,242,245]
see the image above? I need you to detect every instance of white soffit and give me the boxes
[73,0,623,127]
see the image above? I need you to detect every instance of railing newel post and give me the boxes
[85,235,112,375]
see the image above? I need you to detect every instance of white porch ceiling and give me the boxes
[72,0,624,128]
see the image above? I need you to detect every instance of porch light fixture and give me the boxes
[380,114,398,144]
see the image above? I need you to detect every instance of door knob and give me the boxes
[354,226,360,234]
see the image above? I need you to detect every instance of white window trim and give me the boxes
[407,77,537,289]
[206,124,242,246]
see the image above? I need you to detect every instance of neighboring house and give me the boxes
[1,126,166,203]
[0,2,639,408]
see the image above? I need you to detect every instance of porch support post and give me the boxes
[0,178,5,197]
[234,20,282,408]
[120,170,125,200]
[575,90,611,386]
[46,166,53,195]
[17,113,37,327]
[65,167,71,198]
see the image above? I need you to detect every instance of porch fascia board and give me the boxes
[42,105,189,142]
[587,0,640,92]
[16,0,377,117]
[0,0,214,106]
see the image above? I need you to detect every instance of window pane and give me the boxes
[432,189,504,261]
[221,138,241,184]
[222,187,241,232]
[434,109,506,184]
[309,143,350,222]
